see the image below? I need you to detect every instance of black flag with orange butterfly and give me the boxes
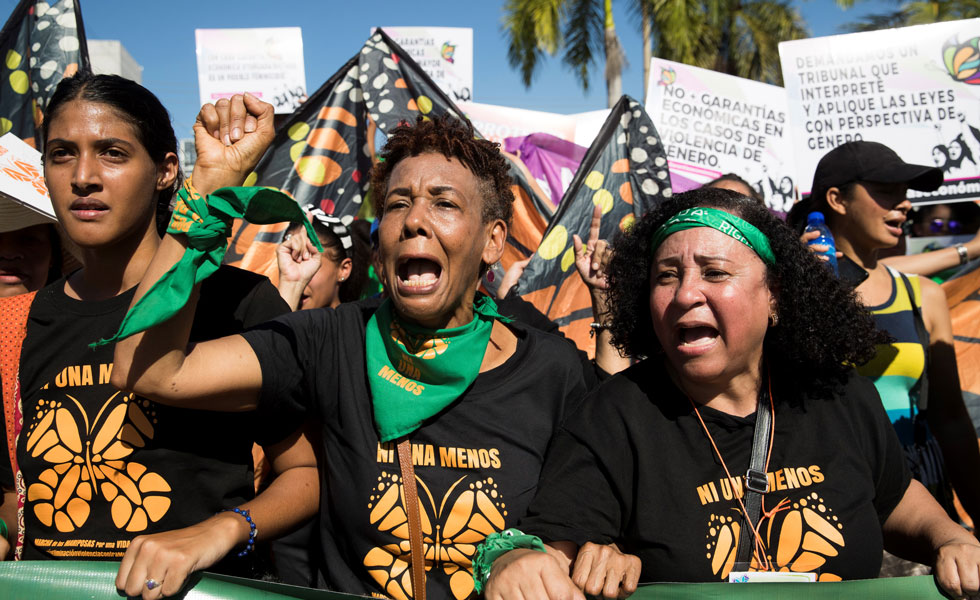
[224,29,552,284]
[513,96,672,355]
[0,0,89,147]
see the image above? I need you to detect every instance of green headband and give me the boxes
[649,206,776,266]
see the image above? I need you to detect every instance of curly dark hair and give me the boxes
[370,115,514,228]
[606,187,888,397]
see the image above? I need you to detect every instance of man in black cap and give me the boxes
[791,140,980,576]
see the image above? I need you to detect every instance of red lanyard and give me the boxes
[689,372,776,571]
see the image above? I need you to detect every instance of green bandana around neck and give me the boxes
[365,294,511,442]
[92,181,322,347]
[648,206,776,266]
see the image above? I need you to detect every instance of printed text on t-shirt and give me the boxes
[696,465,825,505]
[376,441,501,469]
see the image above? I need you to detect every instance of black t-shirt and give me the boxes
[519,359,912,583]
[242,299,587,600]
[495,296,609,389]
[5,266,289,561]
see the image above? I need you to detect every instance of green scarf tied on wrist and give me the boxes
[649,206,776,266]
[92,181,323,348]
[471,528,546,594]
[365,294,511,442]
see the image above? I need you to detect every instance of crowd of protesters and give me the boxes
[1,71,980,600]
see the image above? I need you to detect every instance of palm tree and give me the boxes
[641,1,652,101]
[503,0,808,108]
[502,0,628,108]
[842,0,980,32]
[647,0,808,85]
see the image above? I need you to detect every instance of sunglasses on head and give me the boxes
[929,218,962,234]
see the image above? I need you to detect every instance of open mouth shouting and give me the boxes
[396,256,443,295]
[676,322,720,356]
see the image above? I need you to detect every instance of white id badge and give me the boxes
[729,571,817,583]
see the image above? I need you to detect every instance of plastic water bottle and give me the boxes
[805,212,838,276]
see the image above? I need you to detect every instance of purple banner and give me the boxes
[505,133,587,206]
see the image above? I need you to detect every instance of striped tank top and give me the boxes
[855,266,927,446]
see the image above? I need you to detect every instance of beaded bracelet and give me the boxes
[219,507,257,557]
[588,322,610,338]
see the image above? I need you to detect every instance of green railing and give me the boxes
[0,561,947,599]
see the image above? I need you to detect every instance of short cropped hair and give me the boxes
[370,115,514,227]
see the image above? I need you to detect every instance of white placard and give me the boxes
[459,101,577,144]
[779,19,980,204]
[0,132,55,220]
[645,58,797,213]
[379,26,473,103]
[195,27,307,114]
[458,101,610,148]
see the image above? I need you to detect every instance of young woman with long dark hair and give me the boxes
[0,74,316,597]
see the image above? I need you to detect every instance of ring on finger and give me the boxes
[283,233,292,242]
[145,578,162,590]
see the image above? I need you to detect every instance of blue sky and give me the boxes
[1,0,894,137]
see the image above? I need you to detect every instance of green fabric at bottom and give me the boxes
[0,561,947,599]
[629,574,944,599]
[0,560,364,599]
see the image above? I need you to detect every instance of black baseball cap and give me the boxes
[810,140,942,201]
[790,141,943,229]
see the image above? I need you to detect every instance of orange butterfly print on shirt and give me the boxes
[363,472,507,600]
[705,492,845,581]
[24,391,172,533]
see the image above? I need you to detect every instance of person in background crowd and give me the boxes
[893,202,980,283]
[277,206,370,311]
[484,188,980,600]
[109,114,596,600]
[912,203,962,238]
[0,142,80,565]
[494,203,632,378]
[271,208,371,587]
[788,142,980,573]
[0,196,80,297]
[703,173,764,205]
[910,202,980,241]
[0,223,57,298]
[0,75,317,600]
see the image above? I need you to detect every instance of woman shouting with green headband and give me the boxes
[483,188,980,600]
[110,114,590,599]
